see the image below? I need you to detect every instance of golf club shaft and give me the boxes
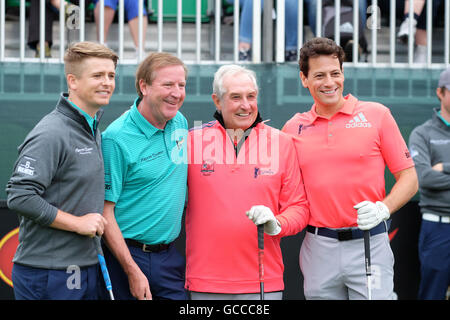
[94,236,115,300]
[363,230,372,300]
[367,275,372,300]
[257,224,264,300]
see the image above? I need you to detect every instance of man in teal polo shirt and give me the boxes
[101,52,188,300]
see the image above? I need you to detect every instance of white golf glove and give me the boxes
[354,200,390,230]
[246,205,281,236]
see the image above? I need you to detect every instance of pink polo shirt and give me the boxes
[282,94,414,228]
[185,121,309,293]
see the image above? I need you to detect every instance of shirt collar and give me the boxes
[306,94,356,124]
[213,110,263,130]
[130,97,168,139]
[436,109,450,127]
[67,99,97,136]
[212,110,264,155]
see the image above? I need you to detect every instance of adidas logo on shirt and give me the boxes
[345,112,372,128]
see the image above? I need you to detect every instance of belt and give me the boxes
[422,213,450,224]
[125,239,172,253]
[306,221,388,241]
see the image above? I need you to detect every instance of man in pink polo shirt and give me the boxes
[186,64,309,299]
[282,37,418,299]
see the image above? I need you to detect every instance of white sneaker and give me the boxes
[414,45,427,63]
[397,17,417,44]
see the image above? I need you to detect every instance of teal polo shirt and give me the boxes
[438,110,450,127]
[68,100,97,136]
[102,98,188,244]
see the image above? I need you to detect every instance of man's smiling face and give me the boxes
[300,54,345,115]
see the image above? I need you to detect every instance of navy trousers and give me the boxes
[417,220,450,300]
[12,263,100,300]
[100,242,187,300]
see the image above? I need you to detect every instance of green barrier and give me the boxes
[6,0,21,7]
[6,0,29,8]
[149,0,210,22]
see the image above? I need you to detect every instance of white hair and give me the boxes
[212,64,258,100]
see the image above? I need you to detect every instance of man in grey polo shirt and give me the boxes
[6,42,118,300]
[409,66,450,300]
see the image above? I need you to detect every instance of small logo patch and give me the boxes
[201,159,215,176]
[345,112,372,128]
[75,147,93,155]
[17,156,36,176]
[297,124,314,135]
[254,167,275,178]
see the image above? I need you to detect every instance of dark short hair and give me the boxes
[299,37,345,76]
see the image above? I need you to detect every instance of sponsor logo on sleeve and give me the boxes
[17,156,36,176]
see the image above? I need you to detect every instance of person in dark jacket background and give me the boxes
[409,66,450,300]
[6,41,118,300]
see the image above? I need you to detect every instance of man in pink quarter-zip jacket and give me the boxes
[185,64,310,300]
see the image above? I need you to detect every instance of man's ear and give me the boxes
[436,87,444,102]
[300,71,308,88]
[66,73,77,91]
[211,93,222,112]
[139,79,148,97]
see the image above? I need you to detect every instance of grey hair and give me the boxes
[212,64,258,100]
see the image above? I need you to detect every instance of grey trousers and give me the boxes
[190,291,283,300]
[300,230,395,300]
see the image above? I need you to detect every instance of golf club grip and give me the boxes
[363,231,371,276]
[257,224,264,250]
[94,236,113,291]
[257,224,264,282]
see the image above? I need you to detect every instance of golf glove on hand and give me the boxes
[354,200,390,230]
[246,205,281,236]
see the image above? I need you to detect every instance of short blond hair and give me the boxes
[64,41,118,77]
[135,52,188,99]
